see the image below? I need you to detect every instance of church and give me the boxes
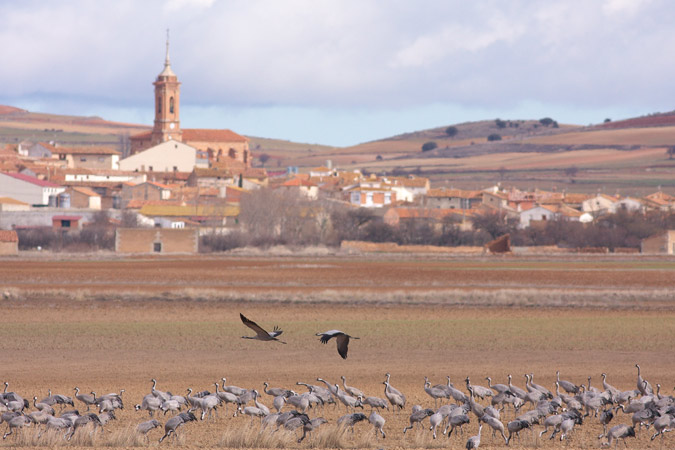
[130,35,251,168]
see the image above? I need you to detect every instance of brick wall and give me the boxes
[115,228,198,253]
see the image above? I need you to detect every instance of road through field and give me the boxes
[1,255,674,449]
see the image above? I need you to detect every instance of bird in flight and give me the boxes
[240,313,286,344]
[316,330,359,359]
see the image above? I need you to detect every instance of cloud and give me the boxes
[0,0,674,145]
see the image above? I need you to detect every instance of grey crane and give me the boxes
[296,416,328,443]
[263,382,291,398]
[296,381,334,405]
[240,313,286,343]
[221,378,248,396]
[136,394,162,417]
[32,396,54,415]
[66,412,103,441]
[424,379,449,408]
[650,413,675,441]
[506,418,532,445]
[362,396,389,411]
[601,373,621,400]
[334,384,363,410]
[445,413,470,438]
[466,377,494,399]
[2,414,30,439]
[636,364,653,395]
[369,410,386,438]
[403,408,434,434]
[73,388,97,411]
[485,377,510,395]
[601,424,635,448]
[158,411,197,443]
[429,411,444,439]
[528,373,553,398]
[597,408,615,439]
[466,424,482,449]
[556,371,579,394]
[341,376,364,399]
[337,412,368,433]
[479,414,508,444]
[316,330,358,359]
[507,374,527,399]
[383,380,405,413]
[136,418,161,442]
[150,379,171,402]
[214,382,238,415]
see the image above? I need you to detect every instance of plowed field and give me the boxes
[1,255,674,449]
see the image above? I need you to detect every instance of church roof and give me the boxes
[182,129,249,142]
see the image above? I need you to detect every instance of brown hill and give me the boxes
[0,105,673,194]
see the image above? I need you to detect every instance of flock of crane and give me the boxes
[1,364,674,448]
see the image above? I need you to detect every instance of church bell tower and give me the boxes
[151,30,182,145]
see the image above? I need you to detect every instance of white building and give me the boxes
[609,197,644,214]
[0,172,65,206]
[582,194,618,215]
[118,140,205,173]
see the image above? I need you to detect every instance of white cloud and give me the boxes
[0,0,674,144]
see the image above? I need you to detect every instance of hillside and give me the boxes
[1,105,673,195]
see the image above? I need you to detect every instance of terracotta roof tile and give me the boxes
[0,230,18,242]
[1,172,61,187]
[183,129,248,142]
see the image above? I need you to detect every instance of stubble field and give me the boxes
[1,255,674,449]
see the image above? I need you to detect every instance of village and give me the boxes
[0,36,673,256]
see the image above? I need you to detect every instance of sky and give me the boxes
[1,0,674,147]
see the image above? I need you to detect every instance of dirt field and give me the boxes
[1,255,674,449]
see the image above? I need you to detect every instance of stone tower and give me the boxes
[151,30,182,145]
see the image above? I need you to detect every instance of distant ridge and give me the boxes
[596,111,675,129]
[0,105,27,115]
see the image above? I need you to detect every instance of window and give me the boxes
[158,96,162,113]
[173,166,178,171]
[148,166,153,171]
[61,220,71,228]
[153,242,162,252]
[169,97,174,114]
[80,157,86,162]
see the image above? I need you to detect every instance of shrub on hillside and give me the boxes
[487,133,502,141]
[421,141,438,152]
[445,126,458,137]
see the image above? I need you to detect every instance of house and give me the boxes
[642,191,674,212]
[347,186,396,208]
[138,204,239,228]
[121,181,172,207]
[0,197,30,212]
[22,142,57,159]
[65,187,102,209]
[309,166,334,177]
[609,197,643,214]
[0,172,65,206]
[582,194,619,215]
[482,190,509,209]
[0,230,19,256]
[518,204,583,229]
[115,228,199,253]
[641,230,675,254]
[52,215,82,231]
[56,147,121,170]
[280,177,318,199]
[187,167,235,188]
[424,188,482,209]
[119,140,204,173]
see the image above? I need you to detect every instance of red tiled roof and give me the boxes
[56,146,120,155]
[282,177,316,187]
[37,142,59,152]
[131,131,152,140]
[183,129,248,142]
[52,215,82,221]
[1,172,61,187]
[0,230,18,242]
